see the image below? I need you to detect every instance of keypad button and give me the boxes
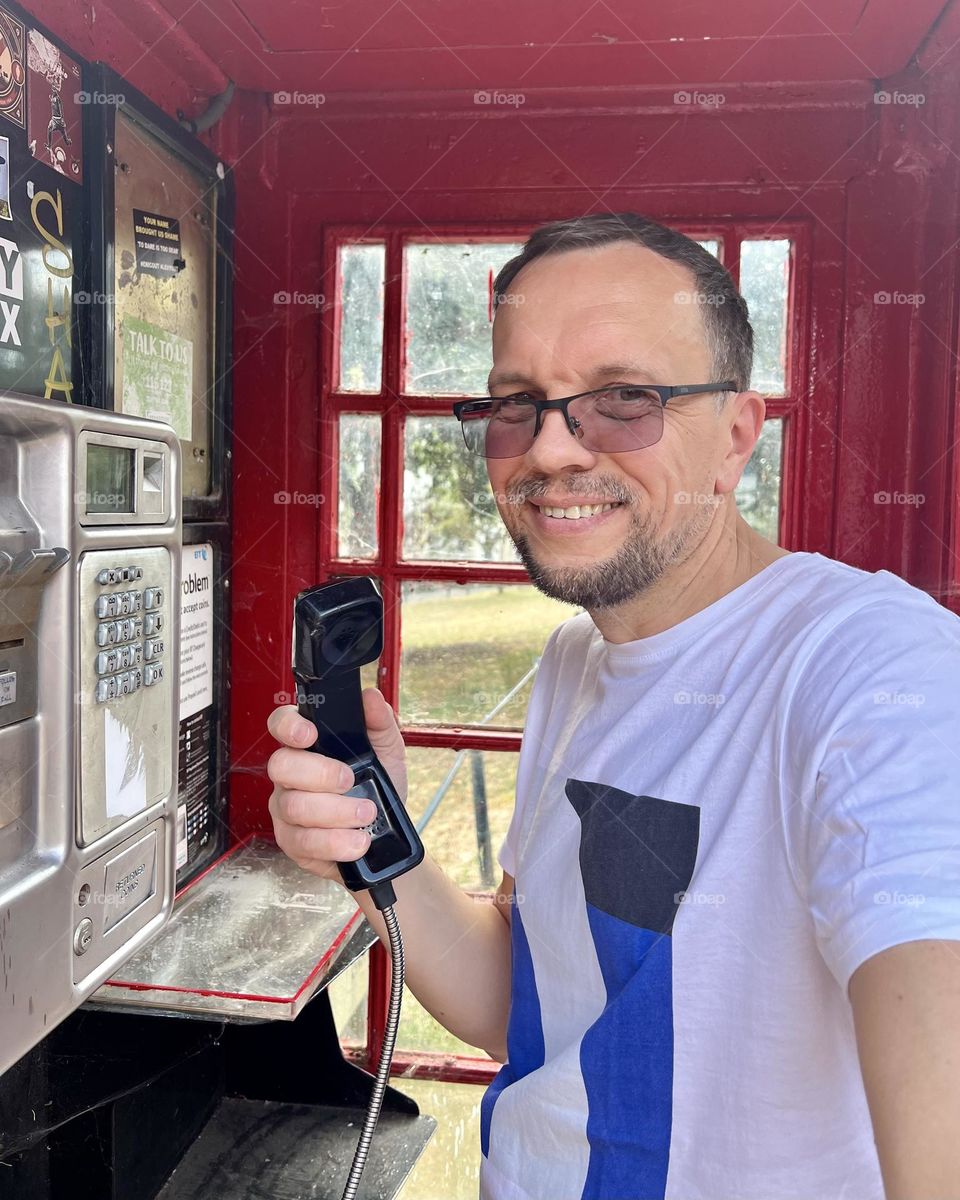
[96,650,118,675]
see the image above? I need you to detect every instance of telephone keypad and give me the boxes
[92,568,167,703]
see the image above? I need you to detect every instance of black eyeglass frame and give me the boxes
[452,380,738,455]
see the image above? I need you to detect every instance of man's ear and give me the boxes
[716,390,766,496]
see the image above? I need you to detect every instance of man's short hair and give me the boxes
[492,212,754,394]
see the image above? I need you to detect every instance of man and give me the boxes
[267,214,960,1199]
[45,78,71,153]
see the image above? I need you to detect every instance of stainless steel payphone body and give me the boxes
[0,391,180,1077]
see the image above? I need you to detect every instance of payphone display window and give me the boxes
[85,444,135,514]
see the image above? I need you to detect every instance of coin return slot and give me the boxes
[142,453,164,515]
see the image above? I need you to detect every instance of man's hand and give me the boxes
[850,939,960,1200]
[266,687,408,882]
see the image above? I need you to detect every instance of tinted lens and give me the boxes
[462,397,538,458]
[458,389,665,457]
[572,387,663,452]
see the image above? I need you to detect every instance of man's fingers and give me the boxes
[267,704,319,749]
[273,819,371,864]
[274,788,377,829]
[267,744,354,793]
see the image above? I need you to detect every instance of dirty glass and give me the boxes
[403,242,523,396]
[402,415,519,562]
[338,243,385,392]
[739,239,791,394]
[399,582,577,727]
[405,746,520,893]
[337,413,381,558]
[736,417,783,542]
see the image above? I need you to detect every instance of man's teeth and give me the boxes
[540,502,619,519]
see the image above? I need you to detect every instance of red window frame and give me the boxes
[319,219,809,1085]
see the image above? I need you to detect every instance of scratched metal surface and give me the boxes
[86,837,367,1020]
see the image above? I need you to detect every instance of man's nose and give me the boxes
[524,409,596,474]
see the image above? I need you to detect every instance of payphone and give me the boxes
[0,389,180,1077]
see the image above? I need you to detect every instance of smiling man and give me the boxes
[267,213,960,1200]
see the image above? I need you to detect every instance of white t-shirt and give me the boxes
[479,550,960,1200]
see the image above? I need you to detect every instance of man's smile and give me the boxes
[525,497,627,534]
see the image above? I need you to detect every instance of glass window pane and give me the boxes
[406,747,519,891]
[403,242,523,396]
[391,1080,484,1198]
[697,239,720,258]
[398,988,492,1058]
[337,414,380,558]
[403,415,519,562]
[736,417,783,542]
[399,747,520,1055]
[739,239,791,394]
[327,954,367,1047]
[338,243,385,392]
[400,583,578,727]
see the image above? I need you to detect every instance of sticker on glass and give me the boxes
[26,28,82,182]
[0,7,24,129]
[132,209,183,279]
[121,316,193,441]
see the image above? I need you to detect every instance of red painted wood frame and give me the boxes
[318,217,810,1085]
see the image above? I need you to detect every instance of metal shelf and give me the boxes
[87,836,374,1021]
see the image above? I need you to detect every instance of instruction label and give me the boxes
[132,208,181,278]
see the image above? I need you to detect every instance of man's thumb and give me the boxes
[362,687,403,750]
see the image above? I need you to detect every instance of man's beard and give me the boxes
[503,478,716,610]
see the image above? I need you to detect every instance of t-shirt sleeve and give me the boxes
[786,592,960,993]
[496,621,569,880]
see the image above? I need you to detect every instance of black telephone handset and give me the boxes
[292,577,424,906]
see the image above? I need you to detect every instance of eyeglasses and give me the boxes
[453,381,737,459]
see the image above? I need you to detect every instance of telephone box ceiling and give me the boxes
[139,0,944,91]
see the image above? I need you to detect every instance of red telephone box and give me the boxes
[3,1,960,1197]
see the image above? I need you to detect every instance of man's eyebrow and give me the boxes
[486,370,536,393]
[486,362,665,394]
[590,361,665,382]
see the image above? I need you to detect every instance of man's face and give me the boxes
[486,242,743,611]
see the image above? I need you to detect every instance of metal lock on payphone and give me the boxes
[0,391,181,1078]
